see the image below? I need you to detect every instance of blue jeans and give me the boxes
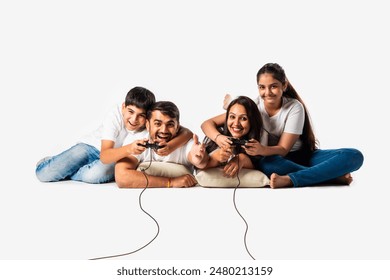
[36,143,115,184]
[255,148,364,187]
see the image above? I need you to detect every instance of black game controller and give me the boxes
[229,137,248,146]
[137,142,166,150]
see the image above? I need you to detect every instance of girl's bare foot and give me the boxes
[333,173,353,185]
[270,173,293,188]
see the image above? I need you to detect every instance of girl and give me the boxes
[202,63,364,188]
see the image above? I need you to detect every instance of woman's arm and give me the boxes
[223,153,254,178]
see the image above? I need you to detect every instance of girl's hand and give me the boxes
[244,139,265,156]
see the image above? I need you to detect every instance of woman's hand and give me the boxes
[223,157,240,178]
[215,134,233,150]
[214,147,233,163]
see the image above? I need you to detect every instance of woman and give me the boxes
[202,63,364,188]
[202,96,263,178]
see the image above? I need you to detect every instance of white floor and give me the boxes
[1,0,388,262]
[0,158,386,260]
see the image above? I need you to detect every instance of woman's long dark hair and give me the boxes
[256,63,318,153]
[205,96,263,154]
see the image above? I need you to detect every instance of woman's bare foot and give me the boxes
[270,173,293,188]
[333,173,353,185]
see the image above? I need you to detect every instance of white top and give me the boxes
[79,104,131,150]
[134,135,194,171]
[255,96,305,151]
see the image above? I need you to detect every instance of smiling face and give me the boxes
[257,73,287,106]
[227,104,250,139]
[122,103,147,131]
[146,110,179,143]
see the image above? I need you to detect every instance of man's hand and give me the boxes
[170,174,198,188]
[189,134,208,168]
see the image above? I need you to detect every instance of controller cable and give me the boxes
[232,154,256,260]
[89,149,160,260]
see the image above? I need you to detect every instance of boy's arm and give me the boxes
[115,156,197,188]
[100,138,147,164]
[157,126,193,156]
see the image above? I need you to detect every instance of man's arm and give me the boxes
[187,134,209,169]
[115,156,197,188]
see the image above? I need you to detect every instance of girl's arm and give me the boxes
[245,133,300,157]
[156,125,193,156]
[201,113,232,149]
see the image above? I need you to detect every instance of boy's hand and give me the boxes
[155,142,170,156]
[127,138,148,155]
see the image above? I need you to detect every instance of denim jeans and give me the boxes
[36,143,115,184]
[255,148,364,187]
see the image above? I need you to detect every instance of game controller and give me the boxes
[137,142,166,150]
[229,138,248,146]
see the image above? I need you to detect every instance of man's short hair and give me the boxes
[147,101,180,122]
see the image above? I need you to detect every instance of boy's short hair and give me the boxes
[125,86,156,111]
[147,101,180,122]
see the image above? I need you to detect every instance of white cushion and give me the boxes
[137,161,192,177]
[195,167,269,188]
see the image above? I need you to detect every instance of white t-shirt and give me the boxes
[79,104,131,150]
[255,96,304,151]
[134,135,194,171]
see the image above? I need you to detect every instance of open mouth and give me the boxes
[155,133,171,142]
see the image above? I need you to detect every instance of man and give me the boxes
[115,101,208,188]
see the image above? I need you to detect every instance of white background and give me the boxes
[0,0,388,266]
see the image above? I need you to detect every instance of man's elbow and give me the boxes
[115,165,134,188]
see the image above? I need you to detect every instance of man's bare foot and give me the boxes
[270,173,293,188]
[332,173,353,185]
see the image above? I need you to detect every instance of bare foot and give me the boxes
[332,173,353,185]
[270,173,293,188]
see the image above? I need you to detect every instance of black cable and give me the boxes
[89,150,160,260]
[232,155,256,260]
